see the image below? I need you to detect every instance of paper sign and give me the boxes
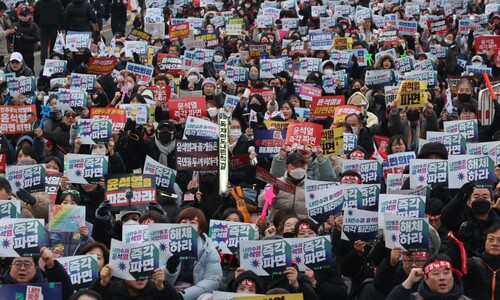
[43,59,67,76]
[378,194,426,228]
[0,105,37,134]
[87,57,117,75]
[168,97,207,121]
[64,154,109,184]
[239,239,292,276]
[209,220,257,255]
[343,159,382,184]
[125,62,154,85]
[0,218,45,257]
[70,73,96,93]
[343,133,358,153]
[305,179,344,224]
[384,214,429,252]
[475,36,500,53]
[0,200,21,219]
[6,164,46,193]
[57,88,88,110]
[183,116,219,140]
[285,236,333,271]
[148,223,198,260]
[110,239,160,280]
[426,132,466,155]
[55,255,99,291]
[65,31,92,49]
[259,59,286,79]
[123,225,149,244]
[105,174,156,207]
[176,140,218,171]
[395,80,427,108]
[48,204,86,232]
[253,130,286,158]
[119,103,151,125]
[467,142,500,165]
[285,122,323,150]
[77,119,112,144]
[311,96,345,117]
[341,208,378,242]
[143,155,177,192]
[409,159,448,189]
[443,119,478,143]
[321,127,344,156]
[448,155,494,189]
[90,107,127,133]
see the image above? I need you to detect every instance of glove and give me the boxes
[16,189,36,206]
[459,182,475,201]
[166,255,181,273]
[124,118,136,132]
[96,200,111,219]
[148,202,167,217]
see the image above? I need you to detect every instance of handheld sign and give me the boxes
[0,218,45,257]
[239,239,292,276]
[110,239,160,280]
[341,208,379,242]
[48,204,86,232]
[209,220,258,255]
[55,255,99,291]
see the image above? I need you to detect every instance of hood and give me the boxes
[213,46,227,61]
[347,92,369,109]
[319,60,335,74]
[231,270,266,294]
[374,53,395,69]
[16,135,34,148]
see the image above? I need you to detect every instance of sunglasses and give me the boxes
[65,113,77,118]
[62,189,80,196]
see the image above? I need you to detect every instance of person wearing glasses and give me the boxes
[4,52,34,77]
[46,189,94,257]
[440,78,477,122]
[39,110,78,155]
[1,247,75,299]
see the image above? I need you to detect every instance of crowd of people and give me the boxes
[0,0,498,299]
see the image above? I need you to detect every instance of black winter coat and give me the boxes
[65,0,97,31]
[90,278,181,300]
[13,20,40,54]
[33,0,66,29]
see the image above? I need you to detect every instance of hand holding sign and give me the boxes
[152,268,165,291]
[40,247,55,269]
[100,264,112,286]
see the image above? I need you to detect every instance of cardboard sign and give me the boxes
[6,164,46,193]
[305,180,344,224]
[239,239,292,276]
[105,174,156,207]
[285,236,333,271]
[284,122,323,150]
[209,220,258,255]
[48,204,86,232]
[343,159,382,184]
[125,62,154,85]
[409,159,448,189]
[77,119,112,144]
[448,155,494,189]
[148,223,198,260]
[341,208,379,242]
[176,140,218,171]
[384,214,429,252]
[90,107,127,133]
[0,218,45,257]
[87,57,117,74]
[183,116,219,140]
[55,255,99,291]
[64,154,109,184]
[110,239,160,280]
[143,155,177,192]
[168,96,207,121]
[0,105,37,134]
[395,80,427,108]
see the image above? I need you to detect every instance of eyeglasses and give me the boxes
[12,261,34,269]
[65,113,77,118]
[62,189,80,196]
[486,237,500,244]
[403,259,427,265]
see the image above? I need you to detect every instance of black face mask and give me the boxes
[282,232,295,238]
[351,88,361,94]
[406,109,420,122]
[249,103,261,112]
[374,95,385,105]
[471,198,491,215]
[458,93,472,103]
[157,131,173,144]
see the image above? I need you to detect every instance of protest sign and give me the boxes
[429,19,448,34]
[254,130,286,158]
[384,214,429,252]
[409,159,448,189]
[183,116,219,140]
[364,70,395,89]
[119,103,151,125]
[110,239,160,280]
[144,22,165,40]
[448,155,494,189]
[259,59,286,79]
[475,36,500,53]
[395,57,414,74]
[0,105,36,134]
[426,132,466,155]
[45,170,62,203]
[6,164,46,193]
[194,30,220,48]
[124,41,148,58]
[305,180,344,224]
[378,194,426,228]
[397,20,418,36]
[125,62,154,85]
[169,97,207,121]
[143,155,177,192]
[333,105,362,125]
[467,141,500,165]
[0,218,45,257]
[321,127,344,156]
[148,85,171,103]
[240,239,292,276]
[176,140,218,171]
[64,154,108,184]
[7,76,36,102]
[105,174,156,208]
[311,96,345,117]
[343,133,358,153]
[65,31,92,49]
[343,159,382,183]
[226,66,248,82]
[386,151,416,174]
[414,59,435,72]
[77,119,112,145]
[309,32,334,50]
[70,73,96,93]
[57,88,88,111]
[282,18,299,31]
[123,225,149,244]
[285,122,323,150]
[263,120,290,130]
[298,57,322,74]
[330,50,352,67]
[42,59,67,76]
[429,45,449,59]
[87,57,117,74]
[0,283,61,299]
[341,208,378,242]
[48,204,86,232]
[255,166,296,194]
[333,37,352,50]
[126,27,152,41]
[209,220,257,255]
[387,173,409,190]
[299,84,323,101]
[148,223,198,260]
[249,42,272,58]
[285,236,333,271]
[156,54,182,72]
[443,119,478,143]
[0,200,21,219]
[55,255,99,291]
[90,107,126,133]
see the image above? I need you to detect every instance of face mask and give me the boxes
[249,72,259,80]
[472,61,481,66]
[245,3,251,8]
[158,131,173,144]
[249,103,261,112]
[374,95,385,105]
[444,39,453,45]
[188,75,198,83]
[289,168,306,180]
[92,148,106,156]
[127,82,134,90]
[229,129,242,140]
[214,55,223,62]
[351,88,361,94]
[352,126,359,135]
[458,93,471,103]
[406,109,420,122]
[282,232,295,238]
[207,107,218,117]
[471,198,491,215]
[400,43,406,49]
[323,69,334,75]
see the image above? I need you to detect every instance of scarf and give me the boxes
[417,279,464,300]
[154,137,176,166]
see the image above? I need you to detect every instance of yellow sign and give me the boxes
[234,293,304,300]
[395,80,428,108]
[333,37,353,50]
[321,127,344,155]
[264,120,291,131]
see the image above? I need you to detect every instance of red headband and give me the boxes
[424,260,463,279]
[425,214,441,222]
[403,251,429,259]
[240,279,256,288]
[299,222,311,230]
[141,217,155,225]
[350,150,365,159]
[341,175,362,184]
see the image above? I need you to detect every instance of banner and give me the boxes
[183,116,219,140]
[239,239,292,276]
[409,159,448,189]
[148,223,198,260]
[305,179,344,224]
[125,62,154,85]
[176,140,218,171]
[343,159,382,183]
[285,236,333,271]
[255,166,296,194]
[448,155,494,189]
[77,119,112,145]
[0,218,45,257]
[55,255,99,291]
[0,199,21,219]
[341,208,378,242]
[209,220,257,255]
[384,214,429,252]
[285,122,323,150]
[254,130,286,158]
[87,57,117,75]
[48,204,86,232]
[443,119,478,143]
[426,132,466,155]
[110,239,160,280]
[378,194,426,228]
[64,154,109,184]
[90,107,127,133]
[105,174,156,207]
[143,155,177,192]
[321,127,344,155]
[42,59,67,76]
[168,97,207,121]
[0,105,37,134]
[5,164,46,193]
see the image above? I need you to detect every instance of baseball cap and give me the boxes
[10,52,23,62]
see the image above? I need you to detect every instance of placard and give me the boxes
[110,239,160,280]
[176,140,218,171]
[443,119,478,143]
[87,57,117,75]
[0,200,21,219]
[342,159,382,183]
[321,127,344,156]
[42,59,67,76]
[143,155,177,192]
[209,220,257,255]
[341,208,378,242]
[123,224,149,244]
[309,32,334,50]
[259,59,286,79]
[48,204,86,232]
[105,174,156,207]
[448,155,494,189]
[378,194,426,228]
[285,236,333,271]
[426,132,466,155]
[0,105,37,134]
[90,107,126,133]
[384,214,429,252]
[168,97,207,121]
[311,96,345,117]
[305,179,343,224]
[183,116,219,140]
[409,159,448,189]
[57,88,88,110]
[5,164,46,193]
[285,122,323,150]
[77,119,112,144]
[253,130,286,158]
[148,223,198,260]
[64,154,109,184]
[239,239,292,276]
[55,255,99,291]
[0,218,45,257]
[70,73,96,93]
[125,62,154,85]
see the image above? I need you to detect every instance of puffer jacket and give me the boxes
[4,62,34,77]
[65,0,97,31]
[258,174,307,220]
[34,0,66,29]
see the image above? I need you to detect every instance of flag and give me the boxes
[445,89,454,114]
[108,37,116,57]
[98,38,107,57]
[249,109,258,124]
[53,32,65,54]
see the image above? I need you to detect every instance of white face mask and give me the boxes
[188,75,198,83]
[289,168,306,179]
[214,55,223,62]
[127,82,134,90]
[207,107,218,117]
[352,126,359,135]
[229,129,242,140]
[400,43,406,49]
[92,148,107,156]
[444,39,453,45]
[472,61,481,66]
[323,69,334,75]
